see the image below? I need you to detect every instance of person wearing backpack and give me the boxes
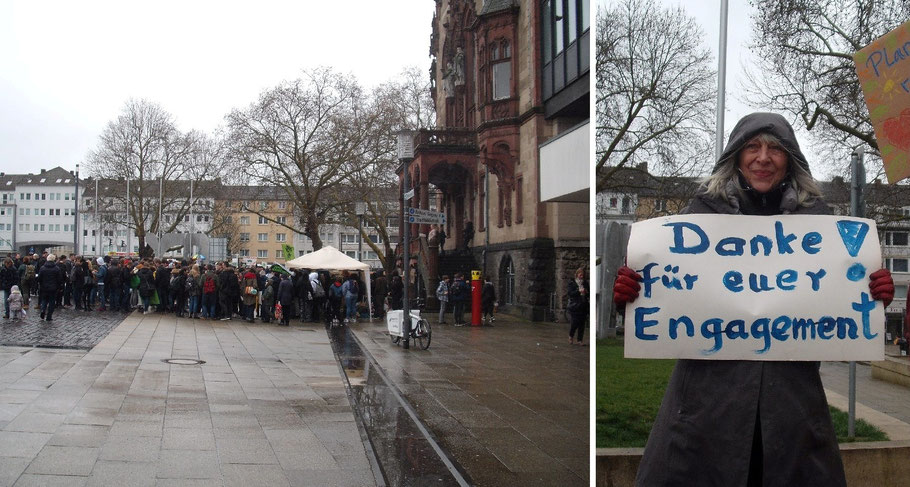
[200,265,218,320]
[18,256,35,310]
[341,273,360,323]
[309,272,325,323]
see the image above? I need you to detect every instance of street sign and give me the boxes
[406,215,445,225]
[404,189,415,201]
[407,207,443,218]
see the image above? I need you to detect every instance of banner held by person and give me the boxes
[625,214,884,361]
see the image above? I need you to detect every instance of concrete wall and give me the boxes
[597,443,910,487]
[872,357,910,388]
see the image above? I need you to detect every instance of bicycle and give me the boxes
[388,308,431,350]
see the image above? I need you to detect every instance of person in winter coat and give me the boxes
[294,271,312,322]
[436,275,450,325]
[240,269,258,322]
[449,273,469,326]
[218,265,239,321]
[566,268,588,344]
[481,277,496,326]
[615,112,896,487]
[172,268,188,317]
[200,266,219,320]
[277,274,294,326]
[308,272,324,323]
[37,254,64,321]
[341,274,360,323]
[388,273,403,311]
[17,256,35,309]
[328,276,344,324]
[0,258,19,319]
[137,264,155,314]
[70,256,85,311]
[7,285,23,321]
[260,278,276,323]
[186,267,202,318]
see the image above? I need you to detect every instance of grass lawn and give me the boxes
[596,337,888,448]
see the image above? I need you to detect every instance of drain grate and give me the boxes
[162,358,206,365]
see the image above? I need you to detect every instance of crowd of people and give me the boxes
[0,251,411,326]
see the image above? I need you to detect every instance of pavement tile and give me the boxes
[161,428,215,451]
[13,474,88,487]
[99,435,160,462]
[108,419,163,437]
[215,438,278,465]
[0,456,31,487]
[24,445,99,476]
[64,408,116,427]
[221,464,289,487]
[0,432,51,458]
[86,460,156,487]
[47,425,110,448]
[156,450,220,479]
[4,412,66,434]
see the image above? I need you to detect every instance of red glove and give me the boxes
[869,268,894,307]
[614,266,642,306]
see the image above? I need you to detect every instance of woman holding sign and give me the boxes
[614,112,895,486]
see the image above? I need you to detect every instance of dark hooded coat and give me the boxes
[636,113,846,487]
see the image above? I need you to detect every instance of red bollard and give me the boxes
[471,270,482,326]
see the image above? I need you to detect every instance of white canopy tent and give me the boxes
[285,246,372,319]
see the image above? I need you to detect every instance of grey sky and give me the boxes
[0,0,433,175]
[600,0,832,179]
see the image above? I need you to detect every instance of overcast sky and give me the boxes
[0,0,433,176]
[599,0,833,179]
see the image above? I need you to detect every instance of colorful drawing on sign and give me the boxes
[854,19,910,183]
[624,214,884,362]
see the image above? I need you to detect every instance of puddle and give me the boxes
[327,324,470,487]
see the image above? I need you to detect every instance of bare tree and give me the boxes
[86,99,225,254]
[745,0,910,177]
[225,68,402,252]
[596,0,716,194]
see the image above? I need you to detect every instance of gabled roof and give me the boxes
[0,166,79,188]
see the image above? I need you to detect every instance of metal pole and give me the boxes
[158,176,163,257]
[190,180,194,256]
[74,164,79,255]
[484,163,489,276]
[126,177,130,256]
[403,163,411,350]
[715,0,729,162]
[849,147,865,438]
[95,179,99,256]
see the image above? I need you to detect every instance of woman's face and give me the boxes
[737,136,789,193]
[575,270,585,280]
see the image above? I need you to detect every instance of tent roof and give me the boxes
[285,246,369,271]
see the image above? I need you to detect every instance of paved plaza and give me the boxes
[0,308,590,486]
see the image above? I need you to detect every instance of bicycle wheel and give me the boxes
[414,319,431,350]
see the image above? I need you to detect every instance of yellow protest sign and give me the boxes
[854,20,910,183]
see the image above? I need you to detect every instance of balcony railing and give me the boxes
[414,128,477,153]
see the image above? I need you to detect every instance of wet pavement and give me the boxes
[0,306,131,349]
[327,324,470,486]
[0,312,377,486]
[349,314,590,486]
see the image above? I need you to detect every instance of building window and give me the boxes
[278,201,287,210]
[259,216,268,225]
[257,250,268,258]
[621,197,631,215]
[364,251,378,260]
[240,233,250,242]
[886,258,909,273]
[885,231,908,246]
[342,233,357,244]
[492,40,512,100]
[240,216,250,225]
[259,201,268,210]
[369,235,381,244]
[276,249,283,259]
[276,216,286,225]
[258,233,268,242]
[515,177,523,223]
[541,0,591,104]
[239,249,250,257]
[276,233,286,242]
[344,251,356,258]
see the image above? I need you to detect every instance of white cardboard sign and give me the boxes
[624,214,885,361]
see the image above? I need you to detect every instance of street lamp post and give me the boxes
[74,164,79,255]
[355,202,365,261]
[396,130,415,349]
